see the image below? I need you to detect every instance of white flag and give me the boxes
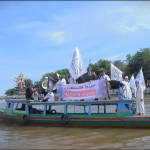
[110,63,123,81]
[135,68,146,90]
[129,75,136,97]
[69,46,87,80]
[56,72,60,79]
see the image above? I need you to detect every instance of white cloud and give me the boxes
[106,53,126,61]
[38,31,65,45]
[116,23,137,34]
[19,21,42,29]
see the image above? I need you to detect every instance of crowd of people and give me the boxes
[25,69,145,116]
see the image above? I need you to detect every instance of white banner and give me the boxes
[110,63,123,81]
[62,80,105,100]
[129,75,136,97]
[135,68,146,90]
[69,46,87,80]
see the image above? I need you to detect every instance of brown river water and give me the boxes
[1,95,150,149]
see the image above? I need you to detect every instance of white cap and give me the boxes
[45,77,48,79]
[125,76,128,79]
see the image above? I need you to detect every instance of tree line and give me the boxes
[5,48,150,95]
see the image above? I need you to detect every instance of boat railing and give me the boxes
[4,99,134,116]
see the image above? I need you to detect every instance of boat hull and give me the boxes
[1,112,150,128]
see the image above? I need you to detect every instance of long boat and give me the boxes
[0,99,150,128]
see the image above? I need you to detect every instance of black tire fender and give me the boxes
[50,109,57,114]
[60,114,69,125]
[22,114,29,123]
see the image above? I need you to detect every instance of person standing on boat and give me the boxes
[89,69,98,100]
[122,76,132,100]
[59,74,67,101]
[99,70,111,100]
[135,80,145,115]
[118,83,126,100]
[76,75,84,84]
[56,75,62,101]
[89,69,98,81]
[76,75,85,101]
[67,73,76,84]
[26,83,34,100]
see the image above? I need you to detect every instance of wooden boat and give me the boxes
[0,99,150,128]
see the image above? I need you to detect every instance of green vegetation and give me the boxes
[5,88,17,95]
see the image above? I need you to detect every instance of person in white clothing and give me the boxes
[40,90,54,102]
[58,74,67,101]
[122,76,132,100]
[68,73,76,84]
[99,70,111,100]
[55,75,62,101]
[135,80,145,115]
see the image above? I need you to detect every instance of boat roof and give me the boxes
[4,99,134,105]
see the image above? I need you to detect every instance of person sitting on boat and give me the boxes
[32,87,38,100]
[40,89,54,102]
[118,83,126,100]
[135,80,145,115]
[99,70,111,100]
[122,76,132,100]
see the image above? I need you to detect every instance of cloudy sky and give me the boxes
[0,1,150,95]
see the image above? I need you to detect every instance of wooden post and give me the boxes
[11,102,14,111]
[43,105,47,116]
[64,105,67,115]
[49,105,51,113]
[84,106,86,114]
[88,104,91,115]
[104,105,106,114]
[25,103,29,115]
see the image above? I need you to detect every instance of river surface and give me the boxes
[1,95,150,149]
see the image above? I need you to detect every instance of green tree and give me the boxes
[126,48,150,83]
[56,68,69,77]
[87,59,111,77]
[5,88,17,95]
[24,79,33,88]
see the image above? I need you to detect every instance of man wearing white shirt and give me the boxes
[40,90,54,102]
[99,70,111,100]
[68,73,76,84]
[135,80,145,115]
[122,76,132,100]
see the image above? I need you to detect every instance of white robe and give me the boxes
[56,80,62,101]
[136,86,145,114]
[57,79,66,101]
[122,81,132,100]
[68,77,76,84]
[44,92,54,101]
[99,75,110,98]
